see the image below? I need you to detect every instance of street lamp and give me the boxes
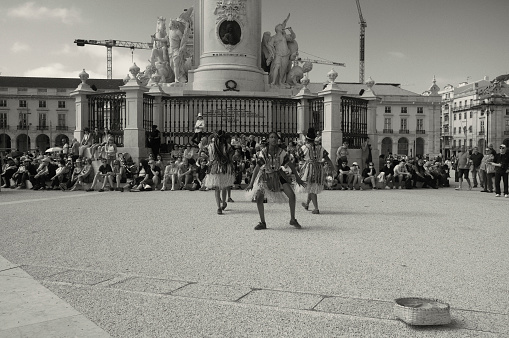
[481,96,494,150]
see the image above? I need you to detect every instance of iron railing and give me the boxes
[341,96,368,149]
[88,92,126,146]
[383,129,393,133]
[162,96,299,145]
[143,94,154,130]
[309,97,324,133]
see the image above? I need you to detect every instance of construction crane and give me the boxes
[355,0,367,84]
[74,39,152,79]
[296,57,345,67]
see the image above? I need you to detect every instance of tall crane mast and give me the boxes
[74,39,152,79]
[355,0,367,84]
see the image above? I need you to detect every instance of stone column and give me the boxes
[360,80,380,170]
[148,86,166,150]
[293,83,317,135]
[120,66,149,163]
[70,69,95,142]
[318,70,346,164]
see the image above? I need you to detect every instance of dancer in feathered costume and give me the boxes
[245,132,306,230]
[296,128,335,214]
[205,130,235,214]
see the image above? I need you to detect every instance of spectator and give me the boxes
[148,125,161,158]
[155,154,164,171]
[33,157,51,190]
[469,147,483,188]
[89,127,103,160]
[70,158,94,191]
[198,136,209,153]
[15,157,37,189]
[480,147,495,193]
[178,157,194,190]
[337,161,352,190]
[455,145,472,191]
[170,144,180,159]
[491,144,509,198]
[335,142,349,167]
[87,158,113,192]
[130,159,155,192]
[377,159,394,189]
[50,159,70,190]
[349,162,362,190]
[103,136,117,166]
[1,157,18,188]
[195,157,209,191]
[183,144,196,160]
[62,138,70,157]
[148,160,161,188]
[67,158,84,190]
[361,161,377,189]
[69,138,80,161]
[361,137,372,171]
[161,157,179,191]
[79,127,93,157]
[393,160,412,189]
[191,113,205,145]
[110,160,127,192]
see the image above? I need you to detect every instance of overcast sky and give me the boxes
[0,0,508,93]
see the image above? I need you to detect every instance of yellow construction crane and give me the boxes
[74,39,152,79]
[355,0,367,84]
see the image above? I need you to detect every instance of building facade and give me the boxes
[0,77,123,154]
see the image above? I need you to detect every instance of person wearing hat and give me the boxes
[297,128,335,214]
[14,156,37,189]
[33,157,51,190]
[191,113,205,145]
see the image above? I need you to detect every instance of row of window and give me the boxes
[0,99,66,109]
[384,106,424,114]
[384,117,424,131]
[0,112,66,128]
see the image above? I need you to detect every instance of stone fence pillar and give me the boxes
[293,88,317,136]
[70,70,95,142]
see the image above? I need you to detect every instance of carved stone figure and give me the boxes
[287,61,313,87]
[169,7,193,83]
[137,64,157,86]
[264,13,298,87]
[150,17,170,66]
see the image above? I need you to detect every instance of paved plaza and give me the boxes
[1,177,508,337]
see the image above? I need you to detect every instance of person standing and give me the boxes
[148,125,161,158]
[245,131,305,230]
[469,147,483,188]
[361,137,372,172]
[335,142,349,168]
[204,130,235,215]
[491,144,509,198]
[455,145,472,191]
[297,128,334,214]
[191,113,205,145]
[480,147,496,193]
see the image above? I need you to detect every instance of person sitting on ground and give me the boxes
[178,157,195,190]
[161,157,179,191]
[1,157,18,188]
[69,138,80,162]
[33,157,51,190]
[361,162,377,189]
[349,162,362,190]
[195,157,209,191]
[183,144,196,160]
[170,144,180,159]
[393,160,412,189]
[198,136,209,153]
[89,127,103,160]
[70,158,94,191]
[79,127,93,157]
[50,159,71,190]
[335,142,349,167]
[11,157,27,189]
[67,158,83,190]
[148,159,161,189]
[413,158,435,189]
[103,136,117,166]
[377,159,394,189]
[87,158,113,192]
[337,161,352,190]
[155,154,164,172]
[130,159,155,192]
[15,157,37,189]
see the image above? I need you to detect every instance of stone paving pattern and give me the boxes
[1,181,508,337]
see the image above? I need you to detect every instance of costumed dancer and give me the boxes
[245,132,306,230]
[205,130,235,215]
[297,128,335,214]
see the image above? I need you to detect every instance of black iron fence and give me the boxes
[309,97,324,133]
[87,92,126,146]
[143,94,154,130]
[162,96,299,145]
[341,96,368,149]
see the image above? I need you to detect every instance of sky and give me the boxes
[0,0,508,94]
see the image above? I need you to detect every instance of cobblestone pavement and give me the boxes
[1,182,508,337]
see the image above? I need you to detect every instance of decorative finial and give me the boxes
[129,63,140,79]
[366,76,375,89]
[327,69,338,84]
[79,69,89,84]
[301,73,310,89]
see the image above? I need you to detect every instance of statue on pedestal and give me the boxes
[169,7,193,83]
[263,13,298,87]
[149,17,174,84]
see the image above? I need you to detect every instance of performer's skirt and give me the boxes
[245,170,290,203]
[295,161,325,194]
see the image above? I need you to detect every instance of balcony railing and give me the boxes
[416,130,426,134]
[478,131,485,135]
[399,129,409,134]
[0,125,9,130]
[17,125,29,130]
[37,125,49,130]
[383,129,393,133]
[55,125,68,131]
[505,130,509,135]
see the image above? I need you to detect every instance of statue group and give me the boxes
[262,13,311,88]
[138,8,193,86]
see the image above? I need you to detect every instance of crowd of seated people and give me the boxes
[2,132,463,194]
